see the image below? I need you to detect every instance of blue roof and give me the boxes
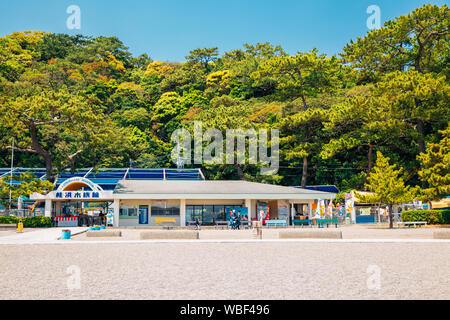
[0,167,205,191]
[300,185,340,193]
[0,168,47,184]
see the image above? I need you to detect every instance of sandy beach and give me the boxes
[0,241,449,300]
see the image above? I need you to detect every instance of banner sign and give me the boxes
[57,177,102,191]
[55,191,103,199]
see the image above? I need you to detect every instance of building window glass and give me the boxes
[120,206,138,217]
[203,205,214,224]
[151,205,180,216]
[213,206,226,221]
[185,205,233,225]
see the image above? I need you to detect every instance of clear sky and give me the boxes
[1,0,448,61]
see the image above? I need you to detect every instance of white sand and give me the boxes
[0,242,448,300]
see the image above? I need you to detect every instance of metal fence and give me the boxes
[0,209,45,217]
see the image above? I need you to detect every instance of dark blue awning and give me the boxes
[299,185,340,193]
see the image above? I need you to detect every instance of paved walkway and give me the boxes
[0,225,449,244]
[0,227,87,244]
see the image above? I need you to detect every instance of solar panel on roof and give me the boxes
[0,168,47,184]
[127,169,164,180]
[165,169,202,180]
[57,169,90,179]
[302,185,340,193]
[0,167,205,191]
[0,169,12,178]
[86,169,127,179]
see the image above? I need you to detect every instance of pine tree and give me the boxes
[356,152,418,228]
[418,125,450,202]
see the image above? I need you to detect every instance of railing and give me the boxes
[0,209,45,217]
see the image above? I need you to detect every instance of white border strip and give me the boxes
[1,238,449,245]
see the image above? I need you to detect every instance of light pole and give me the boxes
[9,138,14,214]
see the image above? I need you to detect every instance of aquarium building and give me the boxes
[2,168,337,227]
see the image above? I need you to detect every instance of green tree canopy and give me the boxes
[356,152,418,228]
[418,125,450,201]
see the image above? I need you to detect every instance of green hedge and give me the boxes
[0,216,52,228]
[401,210,450,224]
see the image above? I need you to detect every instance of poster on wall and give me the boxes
[106,213,114,226]
[256,202,269,222]
[345,192,356,223]
[359,208,371,216]
[139,205,149,225]
[225,206,248,222]
[278,204,289,222]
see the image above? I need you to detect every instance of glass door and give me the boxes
[139,205,149,224]
[193,206,203,223]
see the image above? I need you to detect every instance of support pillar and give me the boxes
[308,201,313,219]
[113,199,120,227]
[180,199,186,227]
[44,199,52,217]
[290,202,295,226]
[245,199,251,226]
[55,201,61,216]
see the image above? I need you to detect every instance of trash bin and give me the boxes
[61,229,71,239]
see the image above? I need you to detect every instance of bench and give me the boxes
[266,220,287,228]
[214,221,229,229]
[155,217,177,229]
[293,219,313,228]
[187,220,201,230]
[397,221,428,228]
[316,219,339,228]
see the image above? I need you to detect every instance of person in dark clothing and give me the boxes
[99,210,105,225]
[195,217,201,230]
[236,210,241,230]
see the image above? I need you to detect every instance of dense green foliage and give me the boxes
[418,126,450,201]
[356,151,419,228]
[0,172,54,206]
[0,4,448,196]
[401,210,450,225]
[0,216,52,227]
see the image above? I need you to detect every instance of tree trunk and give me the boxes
[301,156,308,187]
[235,164,247,181]
[368,144,374,173]
[416,119,427,188]
[388,204,394,229]
[417,119,426,155]
[29,124,55,183]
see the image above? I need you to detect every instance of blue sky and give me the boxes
[1,0,448,61]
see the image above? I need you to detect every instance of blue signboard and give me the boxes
[356,215,375,224]
[139,205,149,224]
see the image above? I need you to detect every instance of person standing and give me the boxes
[195,217,201,230]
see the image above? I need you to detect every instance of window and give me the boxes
[120,206,138,217]
[203,206,214,224]
[213,206,226,221]
[151,205,180,216]
[185,205,234,225]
